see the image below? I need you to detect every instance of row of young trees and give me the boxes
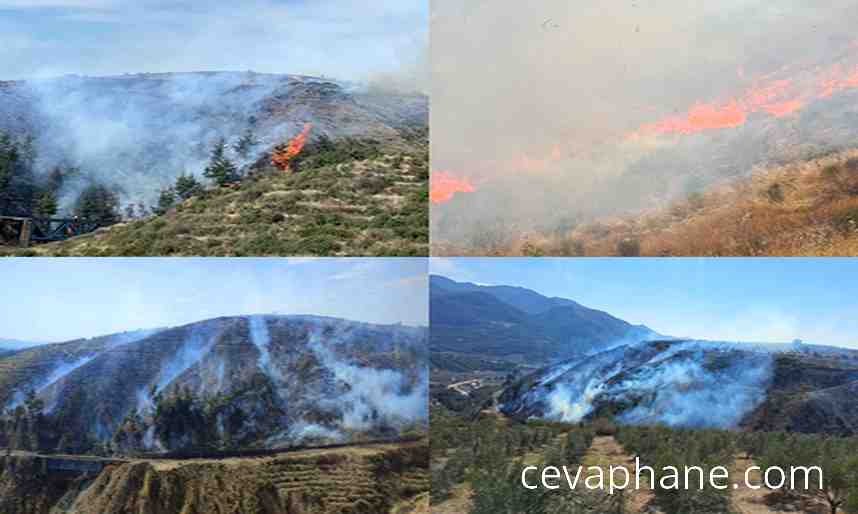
[431,405,622,514]
[432,400,858,514]
[618,425,858,514]
[617,425,737,513]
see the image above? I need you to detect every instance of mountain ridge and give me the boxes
[430,275,658,365]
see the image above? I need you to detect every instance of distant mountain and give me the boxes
[430,275,580,314]
[430,275,658,364]
[499,338,858,436]
[0,315,427,453]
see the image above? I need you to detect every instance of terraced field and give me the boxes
[1,440,429,514]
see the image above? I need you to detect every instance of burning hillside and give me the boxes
[499,338,858,434]
[271,122,312,171]
[0,315,428,454]
[431,0,858,255]
[429,170,475,204]
[630,55,858,139]
[0,72,427,209]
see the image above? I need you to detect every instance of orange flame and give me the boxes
[630,58,858,139]
[431,170,475,204]
[272,123,313,171]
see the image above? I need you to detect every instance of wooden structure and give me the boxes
[0,216,99,248]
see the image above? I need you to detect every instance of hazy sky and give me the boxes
[432,258,858,348]
[1,258,427,342]
[0,0,427,82]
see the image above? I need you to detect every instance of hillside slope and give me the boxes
[0,315,428,454]
[499,339,858,436]
[5,137,428,256]
[0,72,427,204]
[471,147,858,256]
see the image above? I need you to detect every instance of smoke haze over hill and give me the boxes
[431,0,858,247]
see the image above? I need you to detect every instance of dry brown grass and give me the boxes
[442,148,858,256]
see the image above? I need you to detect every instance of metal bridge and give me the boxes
[0,216,99,248]
[1,449,126,475]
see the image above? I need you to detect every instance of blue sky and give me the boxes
[1,258,427,342]
[432,258,858,348]
[0,0,426,83]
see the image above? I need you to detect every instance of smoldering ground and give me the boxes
[431,0,858,248]
[501,339,776,429]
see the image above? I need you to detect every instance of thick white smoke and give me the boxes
[137,322,218,413]
[24,72,302,208]
[7,354,97,412]
[306,325,428,433]
[248,315,280,381]
[518,339,775,429]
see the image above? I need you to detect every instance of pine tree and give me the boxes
[74,183,121,226]
[203,139,239,186]
[46,166,65,194]
[0,132,36,216]
[174,173,202,200]
[233,129,258,160]
[154,186,176,215]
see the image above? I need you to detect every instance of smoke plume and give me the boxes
[505,339,776,429]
